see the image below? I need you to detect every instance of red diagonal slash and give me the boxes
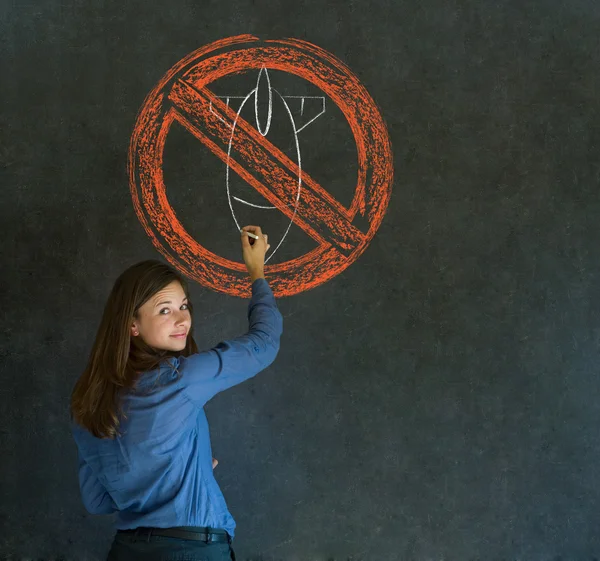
[168,78,365,256]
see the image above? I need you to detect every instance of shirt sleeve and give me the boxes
[77,451,117,515]
[180,277,283,407]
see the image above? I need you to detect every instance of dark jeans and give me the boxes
[106,527,236,561]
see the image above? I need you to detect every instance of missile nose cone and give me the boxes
[255,66,273,136]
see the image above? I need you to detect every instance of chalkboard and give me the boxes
[3,0,600,559]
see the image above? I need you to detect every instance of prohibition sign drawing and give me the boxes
[128,35,393,297]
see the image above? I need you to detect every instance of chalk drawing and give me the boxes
[209,67,326,263]
[128,35,393,298]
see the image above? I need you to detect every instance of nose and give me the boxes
[174,309,189,327]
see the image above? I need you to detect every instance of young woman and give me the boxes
[70,226,282,561]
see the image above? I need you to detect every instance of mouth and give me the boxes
[170,332,187,339]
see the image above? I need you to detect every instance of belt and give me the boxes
[118,526,231,543]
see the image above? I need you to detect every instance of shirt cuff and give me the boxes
[251,277,270,293]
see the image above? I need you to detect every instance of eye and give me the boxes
[181,303,189,311]
[159,308,170,315]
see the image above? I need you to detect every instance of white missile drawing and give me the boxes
[209,67,326,263]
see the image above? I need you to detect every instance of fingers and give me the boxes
[240,229,251,248]
[241,225,263,237]
[241,225,269,249]
[240,225,269,280]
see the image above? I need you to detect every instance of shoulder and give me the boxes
[177,350,221,374]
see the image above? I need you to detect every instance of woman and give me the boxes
[70,226,282,561]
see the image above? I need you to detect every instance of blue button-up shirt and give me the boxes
[71,278,282,538]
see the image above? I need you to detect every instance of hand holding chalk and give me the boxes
[240,225,270,282]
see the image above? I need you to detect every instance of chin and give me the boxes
[170,339,188,352]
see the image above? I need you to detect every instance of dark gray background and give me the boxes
[2,0,600,559]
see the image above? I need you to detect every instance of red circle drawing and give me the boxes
[128,35,393,297]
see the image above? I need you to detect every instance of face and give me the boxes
[131,280,191,352]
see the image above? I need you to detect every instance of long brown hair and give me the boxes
[70,260,199,440]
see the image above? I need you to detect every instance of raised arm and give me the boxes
[180,225,283,406]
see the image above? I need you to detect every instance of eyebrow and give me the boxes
[154,296,188,307]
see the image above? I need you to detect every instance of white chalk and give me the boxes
[241,229,259,240]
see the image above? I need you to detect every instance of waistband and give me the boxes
[117,526,231,543]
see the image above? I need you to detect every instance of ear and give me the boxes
[131,321,140,337]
